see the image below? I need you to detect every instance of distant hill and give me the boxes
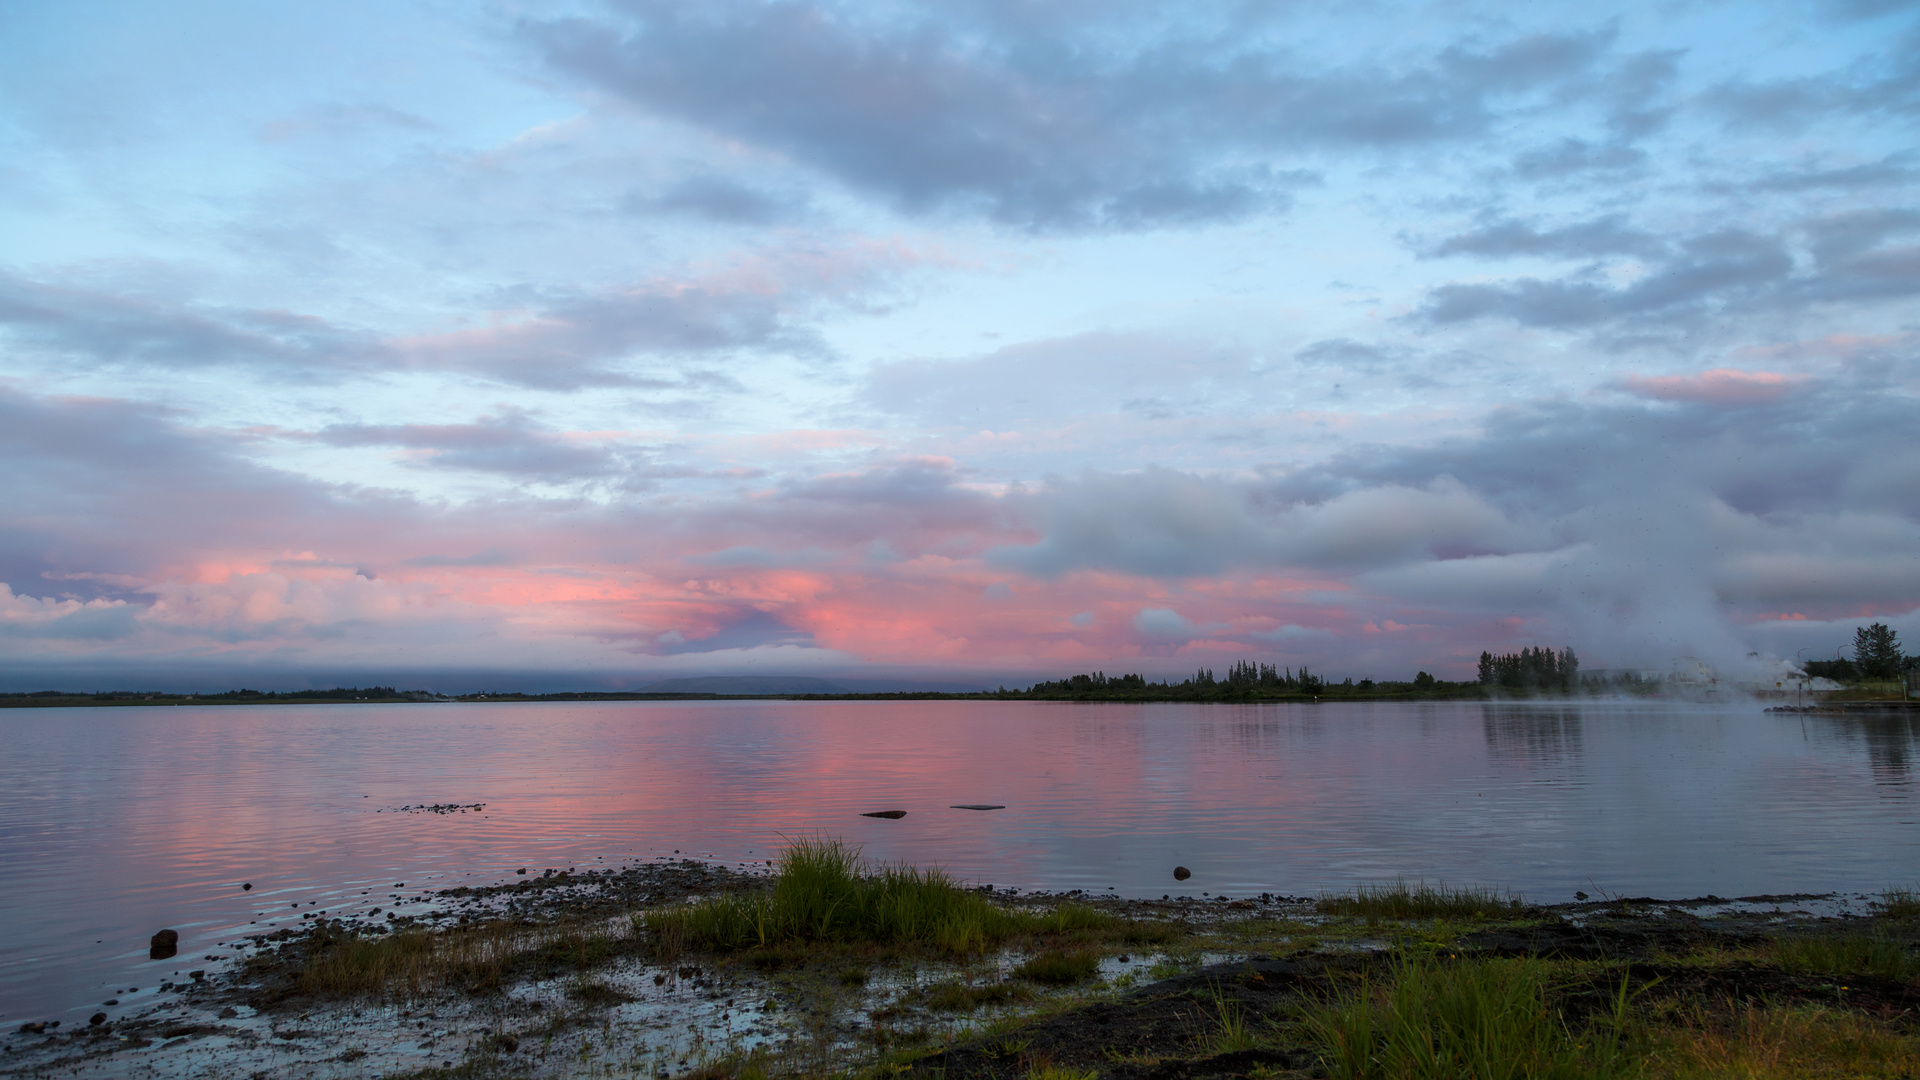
[635,675,852,695]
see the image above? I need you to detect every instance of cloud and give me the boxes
[1614,369,1805,406]
[0,241,932,389]
[1424,214,1664,260]
[1421,228,1794,330]
[525,4,1628,230]
[631,175,807,224]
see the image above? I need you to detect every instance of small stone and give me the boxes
[242,882,252,891]
[89,1013,107,1027]
[103,998,118,1006]
[495,1032,519,1052]
[1173,866,1192,881]
[189,970,204,981]
[149,929,180,960]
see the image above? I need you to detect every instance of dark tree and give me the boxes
[1854,623,1905,680]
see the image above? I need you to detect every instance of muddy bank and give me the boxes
[1,869,1911,1079]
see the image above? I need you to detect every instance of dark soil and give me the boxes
[906,910,1920,1080]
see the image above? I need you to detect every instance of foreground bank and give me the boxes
[4,845,1917,1079]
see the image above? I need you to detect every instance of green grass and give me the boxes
[924,980,1033,1011]
[1297,954,1640,1080]
[641,838,1146,957]
[1877,888,1920,919]
[1014,949,1102,985]
[293,919,623,1000]
[1315,881,1526,922]
[1773,934,1920,982]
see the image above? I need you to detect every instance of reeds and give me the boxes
[296,919,619,1000]
[1877,887,1920,919]
[642,838,1127,956]
[1773,933,1920,983]
[1315,881,1526,921]
[1013,949,1101,985]
[1298,955,1640,1080]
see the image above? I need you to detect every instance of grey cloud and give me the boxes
[315,413,626,479]
[527,4,1616,230]
[868,331,1257,424]
[0,248,888,388]
[1704,38,1920,129]
[1742,153,1920,192]
[987,469,1513,578]
[1425,214,1664,260]
[1512,138,1646,178]
[1420,228,1795,330]
[632,175,806,225]
[0,271,378,375]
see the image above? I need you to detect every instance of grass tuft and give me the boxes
[1014,949,1102,985]
[1298,954,1639,1080]
[642,838,1147,957]
[1651,1002,1920,1079]
[1877,887,1920,919]
[924,981,1033,1011]
[296,920,618,1000]
[1315,881,1525,922]
[1773,934,1919,982]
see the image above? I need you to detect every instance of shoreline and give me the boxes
[5,855,1915,1079]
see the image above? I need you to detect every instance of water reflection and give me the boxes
[1854,715,1918,787]
[5,699,1918,1024]
[1482,705,1585,763]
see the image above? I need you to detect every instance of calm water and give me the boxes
[4,698,1918,1022]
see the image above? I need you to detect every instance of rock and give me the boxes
[1173,866,1192,881]
[217,1007,238,1019]
[242,882,252,891]
[950,804,1006,811]
[149,929,179,960]
[103,998,118,1006]
[89,1013,107,1027]
[861,810,907,819]
[18,1022,45,1034]
[495,1032,520,1053]
[189,969,204,981]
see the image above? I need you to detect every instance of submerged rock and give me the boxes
[861,810,907,819]
[1173,866,1192,881]
[950,804,1006,811]
[149,929,179,960]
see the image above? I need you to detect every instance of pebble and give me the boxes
[1173,866,1192,881]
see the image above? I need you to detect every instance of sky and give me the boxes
[2,0,1917,691]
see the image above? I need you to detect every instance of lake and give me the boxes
[3,698,1916,1024]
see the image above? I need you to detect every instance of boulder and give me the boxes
[1173,866,1192,881]
[861,810,907,819]
[149,929,179,960]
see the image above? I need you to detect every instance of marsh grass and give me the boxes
[1773,933,1919,982]
[1315,881,1526,922]
[297,919,621,1000]
[1649,1002,1920,1079]
[1014,949,1101,985]
[924,980,1033,1011]
[1298,954,1640,1080]
[1202,982,1263,1053]
[1877,887,1920,919]
[643,838,1157,957]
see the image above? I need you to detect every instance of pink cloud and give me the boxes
[1614,368,1805,406]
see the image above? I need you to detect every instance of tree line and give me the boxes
[1804,623,1914,682]
[1476,647,1579,691]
